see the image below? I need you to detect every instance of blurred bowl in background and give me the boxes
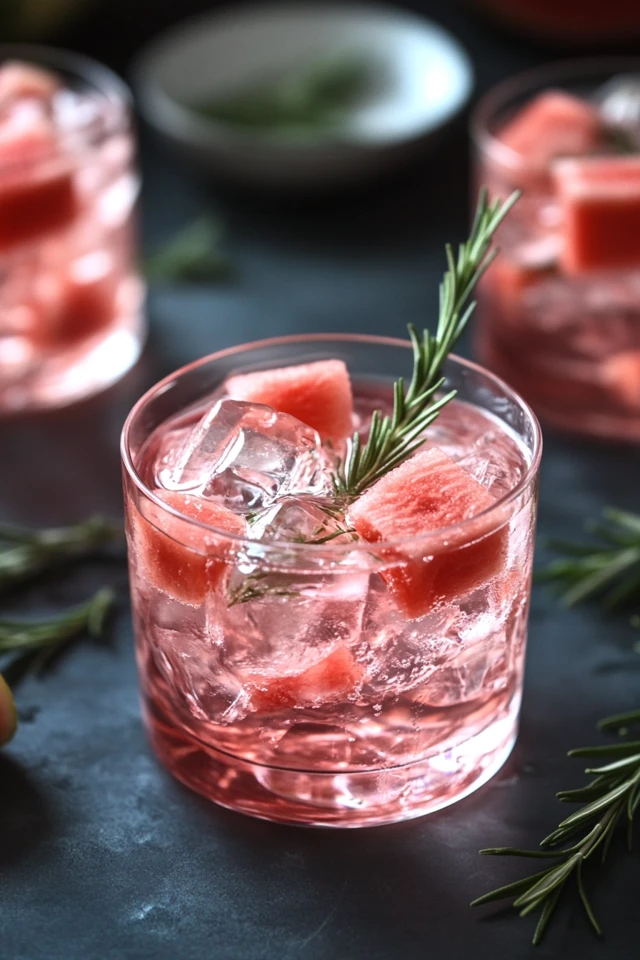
[133,1,473,191]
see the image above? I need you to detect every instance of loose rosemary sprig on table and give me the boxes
[0,515,123,592]
[472,709,640,944]
[538,507,640,612]
[0,587,115,684]
[334,188,520,500]
[144,217,233,283]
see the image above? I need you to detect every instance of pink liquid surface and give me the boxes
[126,384,536,826]
[0,61,144,411]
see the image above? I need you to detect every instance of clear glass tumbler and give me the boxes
[122,335,541,827]
[0,45,144,411]
[473,58,640,441]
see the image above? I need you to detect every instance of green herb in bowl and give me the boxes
[190,54,377,136]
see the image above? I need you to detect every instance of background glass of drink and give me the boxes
[473,59,640,441]
[122,335,541,827]
[0,45,144,412]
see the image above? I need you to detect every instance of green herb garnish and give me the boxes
[228,188,519,605]
[334,188,520,500]
[0,587,115,685]
[473,709,640,944]
[191,54,375,135]
[0,515,122,592]
[538,507,640,612]
[144,217,233,284]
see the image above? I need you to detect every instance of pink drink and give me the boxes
[0,49,144,411]
[474,59,640,441]
[122,336,541,827]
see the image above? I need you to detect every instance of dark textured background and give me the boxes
[1,2,639,958]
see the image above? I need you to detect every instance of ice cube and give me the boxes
[157,399,328,514]
[357,578,462,699]
[216,570,368,680]
[414,639,506,708]
[249,496,351,544]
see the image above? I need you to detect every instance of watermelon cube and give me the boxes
[250,647,362,711]
[0,167,76,253]
[498,92,602,174]
[226,359,353,441]
[349,448,508,619]
[0,103,76,252]
[0,62,59,105]
[53,271,116,345]
[133,490,247,606]
[603,350,640,410]
[553,156,640,273]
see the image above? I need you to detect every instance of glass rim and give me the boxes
[121,332,542,557]
[0,43,132,171]
[471,54,640,172]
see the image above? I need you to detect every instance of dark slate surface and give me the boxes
[1,3,639,958]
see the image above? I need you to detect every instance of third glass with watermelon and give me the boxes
[474,59,640,441]
[122,308,541,825]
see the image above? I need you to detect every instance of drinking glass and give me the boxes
[473,58,640,441]
[0,45,144,411]
[122,335,541,827]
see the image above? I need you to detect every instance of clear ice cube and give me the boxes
[357,578,462,699]
[213,570,368,688]
[249,496,350,544]
[157,399,328,514]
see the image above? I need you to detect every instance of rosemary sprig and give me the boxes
[0,587,115,684]
[226,189,519,606]
[472,709,640,944]
[0,515,123,592]
[144,217,233,283]
[538,507,640,611]
[334,188,520,500]
[191,55,374,135]
[227,572,298,608]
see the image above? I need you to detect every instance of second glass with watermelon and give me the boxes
[0,47,144,411]
[122,334,541,827]
[474,59,640,441]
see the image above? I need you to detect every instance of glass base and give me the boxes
[0,296,145,413]
[142,694,520,828]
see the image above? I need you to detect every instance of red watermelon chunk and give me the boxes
[250,647,362,711]
[133,490,247,606]
[0,166,76,253]
[0,62,59,106]
[553,156,640,273]
[603,350,640,410]
[52,271,116,345]
[498,91,602,174]
[226,359,353,441]
[0,674,17,746]
[0,103,76,252]
[349,448,508,619]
